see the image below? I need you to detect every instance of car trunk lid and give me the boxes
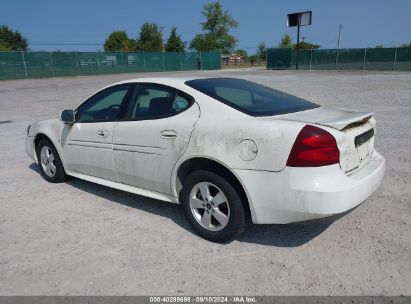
[276,107,376,174]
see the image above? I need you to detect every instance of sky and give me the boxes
[1,0,410,54]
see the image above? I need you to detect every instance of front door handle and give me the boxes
[160,130,177,139]
[96,129,109,138]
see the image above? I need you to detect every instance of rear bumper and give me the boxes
[235,150,385,224]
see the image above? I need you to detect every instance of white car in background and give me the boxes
[26,77,385,242]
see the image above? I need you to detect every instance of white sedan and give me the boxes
[26,77,385,242]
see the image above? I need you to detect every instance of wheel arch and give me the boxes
[33,132,68,172]
[173,156,254,220]
[34,133,52,149]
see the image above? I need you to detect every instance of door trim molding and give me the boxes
[65,140,112,149]
[66,170,179,204]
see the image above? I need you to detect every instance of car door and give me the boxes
[61,84,133,181]
[113,83,200,195]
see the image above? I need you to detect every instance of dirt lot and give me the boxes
[0,68,410,295]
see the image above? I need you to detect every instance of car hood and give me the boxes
[274,106,373,130]
[31,117,59,127]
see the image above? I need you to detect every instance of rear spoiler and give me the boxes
[317,111,373,130]
[268,107,374,131]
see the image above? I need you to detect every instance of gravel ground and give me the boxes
[0,68,410,296]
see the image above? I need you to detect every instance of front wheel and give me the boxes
[181,170,249,242]
[36,139,67,183]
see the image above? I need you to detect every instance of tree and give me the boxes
[136,22,163,51]
[249,54,259,65]
[279,34,293,48]
[189,33,218,52]
[165,27,186,52]
[295,41,320,49]
[0,25,28,51]
[401,43,411,47]
[103,31,133,52]
[257,42,267,60]
[234,49,248,59]
[279,33,320,49]
[190,1,238,54]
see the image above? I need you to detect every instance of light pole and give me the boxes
[287,11,312,70]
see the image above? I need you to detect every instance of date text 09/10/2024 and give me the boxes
[149,296,257,303]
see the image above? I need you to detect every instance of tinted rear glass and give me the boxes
[185,78,319,116]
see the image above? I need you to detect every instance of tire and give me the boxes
[36,139,67,183]
[181,170,249,242]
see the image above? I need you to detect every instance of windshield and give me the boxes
[185,78,319,116]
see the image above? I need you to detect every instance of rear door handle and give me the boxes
[96,129,109,138]
[160,130,177,139]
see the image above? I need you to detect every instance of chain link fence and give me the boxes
[0,51,221,80]
[267,47,411,70]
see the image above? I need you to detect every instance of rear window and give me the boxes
[185,78,319,116]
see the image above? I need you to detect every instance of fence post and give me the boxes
[362,48,367,71]
[290,48,293,69]
[393,47,397,71]
[180,52,183,71]
[309,48,313,70]
[120,51,124,73]
[96,51,101,73]
[162,51,165,71]
[49,52,54,77]
[143,51,146,72]
[21,51,28,79]
[75,51,80,76]
[335,48,339,69]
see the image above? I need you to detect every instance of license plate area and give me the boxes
[357,141,371,162]
[355,128,374,147]
[355,128,374,163]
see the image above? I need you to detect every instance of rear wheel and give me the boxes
[181,170,249,242]
[36,139,67,183]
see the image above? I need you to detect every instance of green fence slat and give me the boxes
[164,52,180,71]
[0,51,221,80]
[395,47,411,70]
[0,51,26,80]
[2,48,410,81]
[267,47,411,71]
[267,48,292,69]
[77,52,100,75]
[292,49,311,70]
[310,49,338,70]
[51,52,78,77]
[24,51,53,78]
[365,47,397,70]
[201,51,221,70]
[336,48,365,70]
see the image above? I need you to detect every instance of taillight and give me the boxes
[287,125,340,167]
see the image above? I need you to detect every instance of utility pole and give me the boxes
[337,24,342,49]
[336,24,342,68]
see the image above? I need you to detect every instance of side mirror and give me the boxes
[60,109,75,124]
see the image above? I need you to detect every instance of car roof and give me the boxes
[112,76,199,86]
[110,76,232,88]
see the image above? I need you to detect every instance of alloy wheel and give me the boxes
[40,145,56,177]
[189,182,231,231]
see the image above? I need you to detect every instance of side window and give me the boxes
[128,86,174,119]
[77,85,131,122]
[127,85,193,120]
[172,94,191,113]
